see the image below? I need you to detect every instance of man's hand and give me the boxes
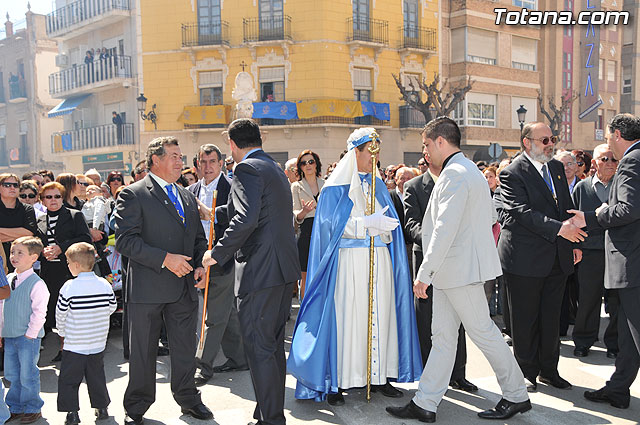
[413,280,429,299]
[202,250,217,268]
[43,244,62,261]
[196,198,212,220]
[89,228,104,242]
[573,249,583,265]
[194,267,206,288]
[567,209,586,228]
[557,220,587,243]
[162,253,193,277]
[596,203,609,216]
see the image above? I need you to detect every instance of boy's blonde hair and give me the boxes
[12,237,44,257]
[65,242,96,271]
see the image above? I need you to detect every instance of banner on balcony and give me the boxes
[252,102,298,120]
[361,102,391,121]
[296,99,364,119]
[178,105,230,125]
[52,134,72,153]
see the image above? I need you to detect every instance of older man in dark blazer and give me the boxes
[571,113,640,409]
[203,119,300,425]
[498,122,585,392]
[115,137,211,425]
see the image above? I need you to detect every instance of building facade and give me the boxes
[0,10,63,175]
[620,0,639,116]
[45,0,140,178]
[138,0,440,169]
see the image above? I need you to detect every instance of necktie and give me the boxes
[165,184,185,226]
[10,275,17,291]
[542,164,555,194]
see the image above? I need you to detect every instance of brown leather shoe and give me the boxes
[20,412,42,423]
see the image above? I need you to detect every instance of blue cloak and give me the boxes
[287,175,423,401]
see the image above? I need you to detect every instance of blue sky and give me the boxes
[3,0,55,27]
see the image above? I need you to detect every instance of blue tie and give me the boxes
[165,184,185,225]
[542,164,555,197]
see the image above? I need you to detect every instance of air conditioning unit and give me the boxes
[55,54,69,67]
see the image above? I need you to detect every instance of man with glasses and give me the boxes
[497,122,584,392]
[571,144,619,359]
[555,151,580,194]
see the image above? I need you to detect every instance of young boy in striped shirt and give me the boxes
[56,242,117,425]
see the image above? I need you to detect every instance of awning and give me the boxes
[47,94,91,118]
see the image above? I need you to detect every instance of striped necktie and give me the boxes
[165,184,185,226]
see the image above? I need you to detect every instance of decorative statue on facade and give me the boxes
[232,71,257,119]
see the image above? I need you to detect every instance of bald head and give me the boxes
[395,167,414,193]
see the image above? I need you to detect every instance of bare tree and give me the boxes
[392,73,473,123]
[536,90,579,141]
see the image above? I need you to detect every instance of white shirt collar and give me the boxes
[149,171,174,190]
[395,187,403,197]
[592,173,611,188]
[16,268,36,286]
[201,174,221,190]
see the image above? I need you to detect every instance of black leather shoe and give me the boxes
[65,411,80,425]
[539,374,571,389]
[477,398,532,419]
[157,346,170,356]
[327,391,344,406]
[212,362,249,373]
[450,378,478,392]
[574,346,590,357]
[95,408,109,420]
[386,400,436,423]
[124,413,144,425]
[194,373,211,387]
[525,377,537,393]
[584,387,629,409]
[371,382,404,398]
[181,403,213,420]
[606,350,618,359]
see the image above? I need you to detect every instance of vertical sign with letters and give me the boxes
[579,0,602,122]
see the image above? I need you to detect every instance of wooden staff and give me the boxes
[199,189,218,350]
[366,132,381,401]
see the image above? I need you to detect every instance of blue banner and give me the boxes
[252,101,298,120]
[61,134,72,151]
[361,102,391,121]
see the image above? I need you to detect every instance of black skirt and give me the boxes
[297,217,314,272]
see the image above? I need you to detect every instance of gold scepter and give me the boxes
[199,189,218,350]
[366,132,381,401]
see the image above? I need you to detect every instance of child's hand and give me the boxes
[25,335,33,340]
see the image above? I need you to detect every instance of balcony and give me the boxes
[9,79,28,102]
[49,55,132,98]
[399,25,437,52]
[347,17,389,45]
[51,123,134,153]
[258,116,390,127]
[182,22,230,48]
[46,0,131,39]
[399,105,427,129]
[243,15,292,43]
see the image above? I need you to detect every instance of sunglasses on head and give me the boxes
[528,135,557,145]
[44,194,62,199]
[300,159,316,166]
[599,156,618,163]
[1,182,19,189]
[19,193,36,199]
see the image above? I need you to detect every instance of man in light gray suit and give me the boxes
[387,117,530,423]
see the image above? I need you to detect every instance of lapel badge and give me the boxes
[557,175,561,180]
[164,200,168,205]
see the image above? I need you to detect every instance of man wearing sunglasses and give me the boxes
[497,122,584,393]
[570,113,640,409]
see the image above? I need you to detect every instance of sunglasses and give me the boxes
[300,159,316,166]
[528,136,557,145]
[1,182,19,189]
[44,194,62,199]
[576,161,584,167]
[109,177,123,183]
[19,193,37,199]
[599,156,619,163]
[78,182,90,186]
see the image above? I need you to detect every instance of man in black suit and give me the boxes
[571,144,619,359]
[403,154,477,392]
[202,119,300,425]
[390,166,415,276]
[115,137,212,425]
[189,144,247,385]
[570,113,640,409]
[498,122,585,392]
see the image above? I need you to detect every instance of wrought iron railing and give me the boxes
[51,123,134,153]
[9,79,27,100]
[399,105,427,128]
[46,0,131,35]
[399,25,436,51]
[243,15,292,42]
[49,55,132,95]
[347,17,389,45]
[182,21,230,47]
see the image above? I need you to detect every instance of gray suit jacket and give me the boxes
[585,142,640,289]
[210,150,301,297]
[416,152,502,289]
[114,174,208,304]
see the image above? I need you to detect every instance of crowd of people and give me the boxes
[0,114,639,425]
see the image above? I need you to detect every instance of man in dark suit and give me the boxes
[115,137,212,425]
[570,113,640,409]
[189,143,247,385]
[202,119,300,425]
[498,122,585,392]
[390,166,415,277]
[403,155,476,392]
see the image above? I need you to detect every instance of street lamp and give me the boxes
[137,93,157,130]
[516,104,527,132]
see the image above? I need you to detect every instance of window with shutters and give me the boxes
[599,59,605,80]
[466,93,496,127]
[512,36,537,71]
[607,61,616,82]
[451,102,464,126]
[622,66,632,94]
[18,120,28,163]
[402,73,421,103]
[450,28,465,63]
[563,71,572,89]
[199,71,223,106]
[466,28,497,65]
[259,67,285,124]
[198,0,221,35]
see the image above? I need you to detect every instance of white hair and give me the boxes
[593,144,609,158]
[553,150,576,161]
[285,158,297,169]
